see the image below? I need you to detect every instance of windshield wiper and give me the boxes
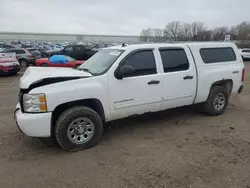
[78,67,92,75]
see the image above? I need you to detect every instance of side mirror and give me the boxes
[115,65,135,79]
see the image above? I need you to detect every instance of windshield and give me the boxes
[65,56,75,62]
[78,49,124,75]
[0,48,6,53]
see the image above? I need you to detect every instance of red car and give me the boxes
[0,57,21,75]
[35,55,84,68]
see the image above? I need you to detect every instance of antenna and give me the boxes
[122,43,127,47]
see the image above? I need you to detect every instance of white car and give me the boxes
[14,42,245,151]
[239,48,250,60]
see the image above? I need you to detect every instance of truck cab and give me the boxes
[50,45,96,60]
[14,42,245,151]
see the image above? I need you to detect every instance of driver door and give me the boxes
[108,49,162,121]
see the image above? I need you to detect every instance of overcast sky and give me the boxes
[0,0,249,35]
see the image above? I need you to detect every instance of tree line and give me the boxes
[140,21,250,45]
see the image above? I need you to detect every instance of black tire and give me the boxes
[19,59,29,67]
[40,63,48,67]
[55,106,103,152]
[203,86,229,116]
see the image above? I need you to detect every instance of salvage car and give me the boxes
[3,48,36,67]
[35,55,84,68]
[0,53,20,75]
[14,42,244,151]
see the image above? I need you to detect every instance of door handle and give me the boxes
[232,71,239,74]
[148,80,160,85]
[183,75,193,80]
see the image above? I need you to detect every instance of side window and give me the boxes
[160,49,189,73]
[64,47,73,52]
[19,50,25,54]
[12,50,25,54]
[200,48,236,64]
[122,50,157,77]
[242,50,250,53]
[5,49,13,53]
[76,46,86,52]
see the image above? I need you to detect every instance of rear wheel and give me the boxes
[19,59,28,67]
[55,106,103,152]
[203,86,229,116]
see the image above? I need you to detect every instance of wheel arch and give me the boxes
[210,79,233,96]
[51,98,106,133]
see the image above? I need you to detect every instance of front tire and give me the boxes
[203,86,229,116]
[55,106,103,151]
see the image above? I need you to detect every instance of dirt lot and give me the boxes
[0,64,250,188]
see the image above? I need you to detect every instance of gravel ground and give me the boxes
[0,64,250,188]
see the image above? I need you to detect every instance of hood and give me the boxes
[20,67,92,89]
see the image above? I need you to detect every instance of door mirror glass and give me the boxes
[115,65,135,79]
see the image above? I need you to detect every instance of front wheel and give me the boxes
[203,86,229,116]
[55,106,103,151]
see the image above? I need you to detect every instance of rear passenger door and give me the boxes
[159,47,197,110]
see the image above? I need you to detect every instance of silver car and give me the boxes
[4,48,36,67]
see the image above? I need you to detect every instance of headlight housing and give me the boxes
[23,93,47,113]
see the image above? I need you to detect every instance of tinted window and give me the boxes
[200,48,236,63]
[242,50,250,53]
[122,50,156,77]
[75,46,86,51]
[160,49,189,72]
[15,50,25,54]
[64,47,73,52]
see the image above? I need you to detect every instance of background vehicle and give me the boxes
[0,53,20,75]
[35,55,84,68]
[240,48,250,60]
[49,44,97,60]
[0,48,6,53]
[3,48,35,67]
[15,42,244,151]
[26,48,41,59]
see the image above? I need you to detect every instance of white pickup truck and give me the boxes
[14,42,245,151]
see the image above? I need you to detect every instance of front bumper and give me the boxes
[0,66,21,75]
[14,103,52,137]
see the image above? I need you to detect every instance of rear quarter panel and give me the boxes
[188,43,244,103]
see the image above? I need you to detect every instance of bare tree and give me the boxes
[211,27,228,41]
[154,29,164,42]
[235,22,250,41]
[164,21,182,41]
[190,22,205,40]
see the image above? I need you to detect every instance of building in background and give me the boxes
[0,32,141,44]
